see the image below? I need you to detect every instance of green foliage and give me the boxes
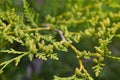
[23,0,39,27]
[0,0,120,80]
[92,63,105,77]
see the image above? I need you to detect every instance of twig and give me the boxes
[55,29,66,41]
[70,44,92,79]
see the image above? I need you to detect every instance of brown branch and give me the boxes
[55,29,66,41]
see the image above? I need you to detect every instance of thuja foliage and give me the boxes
[0,0,120,80]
